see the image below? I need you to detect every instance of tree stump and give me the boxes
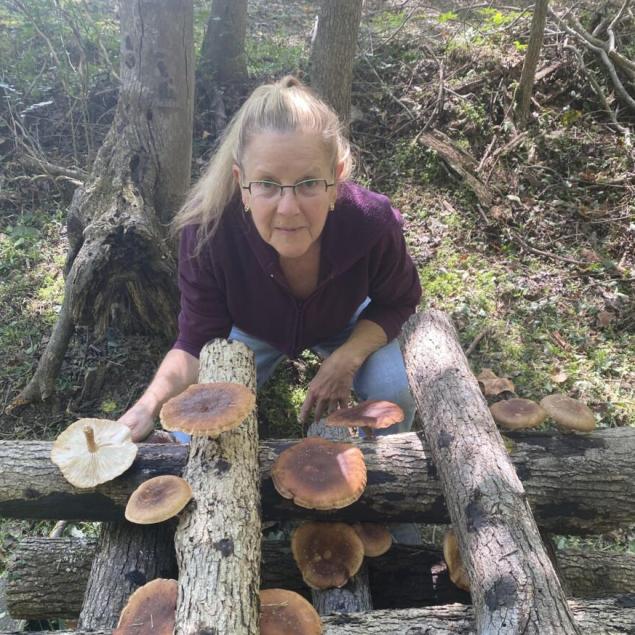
[402,309,579,634]
[174,339,260,634]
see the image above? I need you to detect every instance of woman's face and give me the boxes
[234,130,340,260]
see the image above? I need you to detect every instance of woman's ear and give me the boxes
[231,163,241,185]
[335,159,346,182]
[233,164,249,207]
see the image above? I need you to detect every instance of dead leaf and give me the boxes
[550,369,568,384]
[580,248,600,263]
[477,369,515,396]
[597,310,615,328]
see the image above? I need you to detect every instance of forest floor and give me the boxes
[0,0,633,607]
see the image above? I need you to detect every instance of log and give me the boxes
[1,426,634,533]
[10,537,635,620]
[78,521,177,629]
[174,340,260,635]
[402,310,578,633]
[305,420,372,614]
[1,596,633,635]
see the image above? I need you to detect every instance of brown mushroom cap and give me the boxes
[291,522,365,589]
[489,398,547,430]
[160,382,255,437]
[114,578,177,635]
[260,588,322,635]
[352,522,392,557]
[540,394,596,432]
[125,475,193,524]
[443,530,470,592]
[272,438,367,510]
[51,418,137,489]
[477,368,515,397]
[326,400,404,430]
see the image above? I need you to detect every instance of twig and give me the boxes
[511,232,591,266]
[465,327,492,357]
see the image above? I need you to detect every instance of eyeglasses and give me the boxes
[241,178,335,200]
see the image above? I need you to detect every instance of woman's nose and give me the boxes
[276,188,300,214]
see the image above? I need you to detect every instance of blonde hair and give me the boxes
[172,76,353,254]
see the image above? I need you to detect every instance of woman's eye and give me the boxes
[260,181,278,190]
[301,180,320,188]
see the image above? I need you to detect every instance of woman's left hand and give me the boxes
[299,350,359,424]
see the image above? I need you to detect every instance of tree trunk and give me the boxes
[1,426,634,533]
[14,0,194,405]
[10,535,635,621]
[2,597,634,635]
[309,0,364,128]
[402,310,579,634]
[174,340,260,635]
[516,0,549,126]
[199,0,248,85]
[77,521,177,629]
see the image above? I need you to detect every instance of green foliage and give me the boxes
[246,36,306,78]
[438,11,458,24]
[478,7,520,28]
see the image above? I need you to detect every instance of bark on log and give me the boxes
[14,0,193,405]
[11,536,635,621]
[402,310,578,633]
[305,420,373,614]
[174,340,260,635]
[78,521,177,629]
[1,596,634,635]
[1,426,634,533]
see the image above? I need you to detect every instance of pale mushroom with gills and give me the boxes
[291,522,365,589]
[51,418,138,489]
[489,398,547,430]
[113,578,177,635]
[540,394,596,432]
[326,400,404,438]
[443,529,470,592]
[271,437,367,510]
[160,381,256,438]
[260,588,322,635]
[352,522,393,557]
[125,475,193,524]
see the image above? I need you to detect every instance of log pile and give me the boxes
[1,310,633,634]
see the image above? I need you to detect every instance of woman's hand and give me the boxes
[118,402,156,443]
[299,349,359,424]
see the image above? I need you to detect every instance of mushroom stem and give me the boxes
[83,426,98,453]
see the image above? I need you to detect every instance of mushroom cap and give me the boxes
[540,394,596,432]
[326,400,404,429]
[272,437,367,510]
[260,589,322,635]
[443,530,470,592]
[489,398,547,430]
[114,578,177,635]
[291,522,365,589]
[125,475,193,524]
[352,522,392,557]
[477,368,515,397]
[160,382,255,437]
[51,418,137,489]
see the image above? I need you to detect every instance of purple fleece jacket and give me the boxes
[173,181,421,359]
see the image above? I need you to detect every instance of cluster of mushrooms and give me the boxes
[478,368,596,433]
[48,386,405,633]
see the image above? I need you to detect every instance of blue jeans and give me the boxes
[171,300,416,442]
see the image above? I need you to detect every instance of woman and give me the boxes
[120,76,421,444]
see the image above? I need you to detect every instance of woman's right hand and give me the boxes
[118,402,156,443]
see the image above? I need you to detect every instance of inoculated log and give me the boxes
[174,340,260,635]
[78,521,177,629]
[1,596,633,635]
[11,536,635,621]
[305,420,372,614]
[402,310,577,633]
[1,427,634,533]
